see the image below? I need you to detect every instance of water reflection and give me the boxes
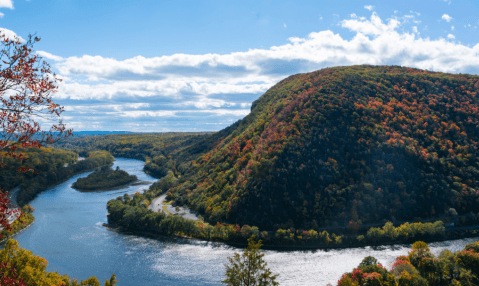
[8,158,479,285]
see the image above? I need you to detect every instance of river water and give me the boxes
[6,158,479,285]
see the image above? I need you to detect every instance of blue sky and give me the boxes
[1,0,478,132]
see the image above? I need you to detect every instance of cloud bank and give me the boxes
[43,12,479,132]
[0,0,13,9]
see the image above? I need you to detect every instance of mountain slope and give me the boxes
[168,65,479,229]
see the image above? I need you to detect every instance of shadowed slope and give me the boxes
[164,66,479,229]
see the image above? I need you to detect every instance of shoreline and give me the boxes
[102,221,479,251]
[1,157,113,245]
[0,216,35,245]
[16,165,111,207]
[103,156,479,252]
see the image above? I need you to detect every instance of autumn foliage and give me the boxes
[165,65,479,230]
[0,33,71,161]
[0,239,118,286]
[337,240,479,285]
[0,32,72,233]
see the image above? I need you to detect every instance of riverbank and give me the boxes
[104,155,479,252]
[149,194,199,221]
[109,179,479,251]
[103,215,479,251]
[1,186,35,244]
[110,186,479,251]
[16,150,114,206]
[0,206,35,244]
[105,170,478,251]
[2,151,114,245]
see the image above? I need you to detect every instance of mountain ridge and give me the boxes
[168,65,479,230]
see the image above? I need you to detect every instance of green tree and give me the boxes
[104,274,118,286]
[408,241,433,268]
[223,236,279,286]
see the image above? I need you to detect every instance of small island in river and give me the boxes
[73,166,138,191]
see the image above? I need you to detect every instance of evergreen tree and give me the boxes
[223,236,279,286]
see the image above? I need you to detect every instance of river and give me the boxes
[5,158,479,285]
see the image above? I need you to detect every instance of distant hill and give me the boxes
[54,132,212,176]
[72,131,135,137]
[167,65,479,230]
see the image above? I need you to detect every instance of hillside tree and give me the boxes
[0,32,71,233]
[223,236,279,286]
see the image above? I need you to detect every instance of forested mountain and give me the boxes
[167,65,479,230]
[61,65,479,231]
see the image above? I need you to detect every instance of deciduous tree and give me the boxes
[0,31,71,232]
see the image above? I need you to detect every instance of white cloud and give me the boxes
[0,0,13,9]
[0,27,24,42]
[364,5,374,11]
[118,110,177,118]
[52,12,479,100]
[451,25,454,31]
[43,12,479,131]
[114,109,250,118]
[56,79,271,101]
[447,34,455,39]
[340,12,399,35]
[283,23,287,28]
[37,51,64,61]
[442,14,453,22]
[0,12,3,18]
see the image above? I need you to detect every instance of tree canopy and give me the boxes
[163,65,479,230]
[337,240,479,285]
[72,166,137,191]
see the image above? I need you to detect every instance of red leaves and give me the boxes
[0,32,72,231]
[0,32,72,153]
[0,190,14,235]
[0,261,26,286]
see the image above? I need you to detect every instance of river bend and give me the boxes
[5,158,479,285]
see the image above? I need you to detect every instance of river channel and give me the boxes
[6,158,479,285]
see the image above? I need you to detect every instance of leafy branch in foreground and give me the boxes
[223,236,279,286]
[0,31,71,234]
